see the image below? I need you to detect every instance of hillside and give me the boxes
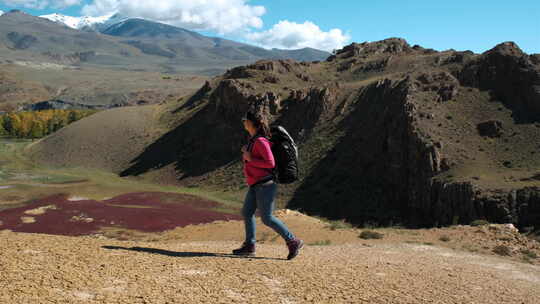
[0,10,329,108]
[27,38,540,230]
[0,63,207,111]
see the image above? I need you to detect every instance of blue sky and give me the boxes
[1,0,539,53]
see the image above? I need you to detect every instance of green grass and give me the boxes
[520,249,538,259]
[0,138,244,212]
[522,256,534,264]
[312,216,354,230]
[470,219,490,227]
[462,243,479,253]
[308,240,332,246]
[327,219,354,231]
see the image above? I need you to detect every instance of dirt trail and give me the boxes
[1,212,540,304]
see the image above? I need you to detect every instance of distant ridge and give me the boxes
[0,10,330,73]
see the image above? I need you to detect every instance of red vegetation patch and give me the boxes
[0,192,240,236]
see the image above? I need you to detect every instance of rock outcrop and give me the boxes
[6,31,37,49]
[49,38,539,230]
[459,42,540,122]
[477,120,503,138]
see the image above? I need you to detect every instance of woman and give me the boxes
[232,111,303,260]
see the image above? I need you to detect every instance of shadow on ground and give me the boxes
[102,245,286,261]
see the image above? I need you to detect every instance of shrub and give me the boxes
[493,245,512,256]
[439,235,451,242]
[470,219,489,226]
[327,220,353,231]
[359,230,384,240]
[463,244,479,252]
[521,249,538,259]
[309,240,332,246]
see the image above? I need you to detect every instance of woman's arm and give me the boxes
[248,138,275,168]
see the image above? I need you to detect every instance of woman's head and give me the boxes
[242,111,271,138]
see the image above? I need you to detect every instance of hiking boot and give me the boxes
[232,242,255,256]
[286,238,304,260]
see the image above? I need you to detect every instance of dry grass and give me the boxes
[493,245,512,256]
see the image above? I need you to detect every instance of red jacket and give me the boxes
[243,136,275,186]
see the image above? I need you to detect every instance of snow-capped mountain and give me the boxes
[39,13,129,31]
[0,10,4,16]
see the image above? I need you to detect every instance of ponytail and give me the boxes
[245,111,272,139]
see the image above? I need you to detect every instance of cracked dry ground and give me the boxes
[1,221,540,303]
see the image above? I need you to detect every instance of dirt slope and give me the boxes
[1,214,540,303]
[25,105,162,173]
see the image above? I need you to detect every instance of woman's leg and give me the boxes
[242,187,258,245]
[255,183,295,242]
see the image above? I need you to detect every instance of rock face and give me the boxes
[98,38,540,230]
[288,75,540,228]
[7,31,37,49]
[330,38,412,60]
[477,120,503,137]
[460,42,540,122]
[415,71,459,102]
[42,51,96,64]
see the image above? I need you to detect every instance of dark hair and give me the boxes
[245,111,272,138]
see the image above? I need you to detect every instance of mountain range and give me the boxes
[39,12,123,31]
[0,9,330,109]
[0,9,330,69]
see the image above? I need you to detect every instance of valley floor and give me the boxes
[1,214,539,304]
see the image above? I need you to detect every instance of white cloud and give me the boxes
[1,0,81,9]
[81,0,266,34]
[245,20,350,52]
[1,0,349,52]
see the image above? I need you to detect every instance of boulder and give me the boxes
[477,120,503,137]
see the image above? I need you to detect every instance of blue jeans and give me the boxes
[242,181,295,244]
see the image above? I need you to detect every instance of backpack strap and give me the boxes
[247,134,268,152]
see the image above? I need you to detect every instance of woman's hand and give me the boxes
[241,145,252,161]
[241,145,250,160]
[243,151,252,162]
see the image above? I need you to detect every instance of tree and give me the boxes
[0,109,98,139]
[6,114,22,138]
[0,116,7,136]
